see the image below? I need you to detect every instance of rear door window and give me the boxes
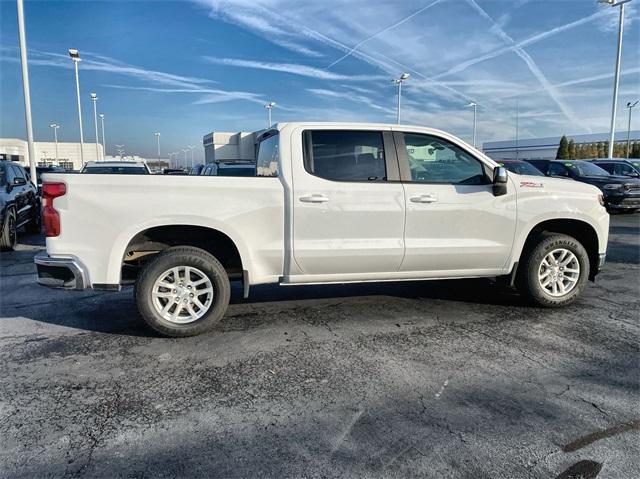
[549,163,570,177]
[303,130,386,182]
[256,134,279,177]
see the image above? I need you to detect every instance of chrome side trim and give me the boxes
[34,252,89,290]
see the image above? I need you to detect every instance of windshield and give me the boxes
[82,166,149,174]
[499,161,544,176]
[565,161,610,177]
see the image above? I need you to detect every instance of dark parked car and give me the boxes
[527,159,640,213]
[200,160,255,177]
[497,159,544,176]
[0,161,41,250]
[591,159,640,178]
[189,165,205,175]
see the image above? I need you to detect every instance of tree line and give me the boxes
[556,135,640,159]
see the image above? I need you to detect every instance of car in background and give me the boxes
[162,168,187,175]
[0,161,40,251]
[80,161,150,174]
[591,159,640,178]
[527,159,640,213]
[496,159,544,176]
[201,160,255,177]
[189,165,205,175]
[34,166,65,194]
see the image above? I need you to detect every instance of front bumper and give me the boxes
[34,252,89,290]
[605,193,640,210]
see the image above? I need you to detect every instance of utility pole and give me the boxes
[626,100,638,158]
[393,73,410,124]
[49,123,60,162]
[99,114,106,157]
[598,0,632,158]
[466,102,477,147]
[154,132,161,160]
[16,0,37,185]
[90,93,99,160]
[264,101,276,128]
[69,49,84,165]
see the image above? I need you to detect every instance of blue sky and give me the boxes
[1,0,639,159]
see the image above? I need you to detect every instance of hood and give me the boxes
[577,175,640,185]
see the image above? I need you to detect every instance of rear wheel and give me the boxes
[135,246,231,337]
[0,209,17,251]
[517,233,590,307]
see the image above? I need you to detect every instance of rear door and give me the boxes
[290,128,405,277]
[395,131,516,274]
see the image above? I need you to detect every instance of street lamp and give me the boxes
[392,73,410,124]
[154,132,161,160]
[466,102,477,147]
[626,100,638,158]
[264,101,276,128]
[49,123,60,162]
[17,0,37,184]
[188,145,195,167]
[182,148,189,168]
[68,48,84,165]
[90,93,99,160]
[598,0,632,158]
[115,144,124,160]
[99,114,106,157]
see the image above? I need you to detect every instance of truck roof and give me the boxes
[83,161,148,167]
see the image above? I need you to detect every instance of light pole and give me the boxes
[99,114,106,157]
[466,102,477,147]
[626,100,638,158]
[49,123,60,162]
[16,0,37,185]
[393,73,410,124]
[154,132,161,160]
[182,149,189,168]
[188,145,195,167]
[115,144,124,160]
[90,93,100,160]
[69,49,84,165]
[515,101,520,160]
[264,101,276,128]
[598,0,632,158]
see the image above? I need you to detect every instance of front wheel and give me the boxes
[0,209,17,251]
[135,246,231,337]
[517,233,590,307]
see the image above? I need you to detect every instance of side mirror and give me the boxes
[493,166,508,196]
[13,177,27,186]
[626,172,639,178]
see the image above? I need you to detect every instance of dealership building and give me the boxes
[482,130,640,161]
[0,138,104,170]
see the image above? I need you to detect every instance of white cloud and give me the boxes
[202,56,385,81]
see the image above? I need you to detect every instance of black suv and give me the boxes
[0,161,41,250]
[591,159,640,178]
[527,159,640,213]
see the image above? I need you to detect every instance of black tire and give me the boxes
[516,232,590,308]
[25,202,41,234]
[0,209,17,251]
[135,246,231,337]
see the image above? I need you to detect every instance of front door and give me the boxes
[395,131,516,274]
[291,128,405,278]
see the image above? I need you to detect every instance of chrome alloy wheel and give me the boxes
[538,248,580,297]
[151,266,214,324]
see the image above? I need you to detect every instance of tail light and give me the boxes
[42,182,66,237]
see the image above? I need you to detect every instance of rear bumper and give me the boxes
[34,252,89,290]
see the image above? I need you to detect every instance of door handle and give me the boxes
[410,195,438,203]
[299,194,329,203]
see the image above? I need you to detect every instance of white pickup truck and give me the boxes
[36,122,609,337]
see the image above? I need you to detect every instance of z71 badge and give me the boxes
[520,181,544,188]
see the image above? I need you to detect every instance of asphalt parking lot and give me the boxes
[1,215,638,479]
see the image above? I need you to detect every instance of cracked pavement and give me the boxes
[0,215,638,478]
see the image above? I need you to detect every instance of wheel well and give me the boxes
[121,225,243,284]
[521,219,600,280]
